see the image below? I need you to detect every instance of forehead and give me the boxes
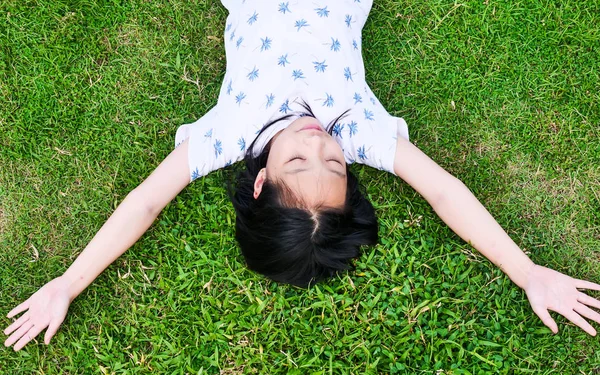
[279,170,346,208]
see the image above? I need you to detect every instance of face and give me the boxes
[254,116,347,209]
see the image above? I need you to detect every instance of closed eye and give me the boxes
[287,156,343,165]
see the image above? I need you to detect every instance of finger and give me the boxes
[531,306,558,334]
[13,324,45,352]
[575,304,600,326]
[578,292,600,310]
[563,310,597,336]
[44,319,62,345]
[3,321,33,348]
[7,300,30,319]
[3,313,30,336]
[575,279,600,291]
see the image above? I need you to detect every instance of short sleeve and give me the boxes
[340,116,409,174]
[174,105,247,183]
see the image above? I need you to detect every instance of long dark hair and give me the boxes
[230,100,378,287]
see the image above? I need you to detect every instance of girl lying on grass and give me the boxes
[4,0,600,351]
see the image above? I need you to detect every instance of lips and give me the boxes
[300,124,323,132]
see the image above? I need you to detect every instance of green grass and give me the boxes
[1,0,599,373]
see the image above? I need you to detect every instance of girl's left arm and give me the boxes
[393,136,600,335]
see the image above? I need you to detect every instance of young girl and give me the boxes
[4,0,600,352]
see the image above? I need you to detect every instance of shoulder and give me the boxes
[338,114,408,173]
[173,104,254,182]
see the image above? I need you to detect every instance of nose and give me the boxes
[302,132,328,150]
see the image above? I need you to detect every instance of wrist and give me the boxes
[60,272,85,302]
[507,257,536,290]
[44,274,79,302]
[520,262,539,289]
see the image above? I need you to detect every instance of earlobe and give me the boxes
[253,168,267,199]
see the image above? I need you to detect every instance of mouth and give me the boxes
[299,124,323,132]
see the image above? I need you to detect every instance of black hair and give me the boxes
[230,100,378,287]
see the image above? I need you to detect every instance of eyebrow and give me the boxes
[285,168,346,178]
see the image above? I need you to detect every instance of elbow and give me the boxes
[126,188,161,217]
[430,175,465,209]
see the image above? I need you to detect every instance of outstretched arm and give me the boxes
[393,136,600,335]
[4,140,191,350]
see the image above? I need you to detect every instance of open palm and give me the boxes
[525,264,600,335]
[4,276,71,351]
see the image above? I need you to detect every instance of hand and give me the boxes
[525,264,600,335]
[4,276,71,351]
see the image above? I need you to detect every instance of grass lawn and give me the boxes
[1,0,599,373]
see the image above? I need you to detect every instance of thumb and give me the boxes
[44,320,62,345]
[532,306,558,334]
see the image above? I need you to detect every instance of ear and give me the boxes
[253,168,267,199]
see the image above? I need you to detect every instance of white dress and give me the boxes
[175,0,409,181]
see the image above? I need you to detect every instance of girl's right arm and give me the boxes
[4,140,192,351]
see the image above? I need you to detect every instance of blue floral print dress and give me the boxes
[175,0,409,181]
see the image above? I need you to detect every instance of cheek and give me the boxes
[265,139,288,170]
[328,139,346,159]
